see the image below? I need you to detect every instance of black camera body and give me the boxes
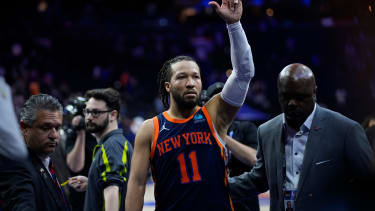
[199,82,224,106]
[65,96,87,116]
[64,96,87,130]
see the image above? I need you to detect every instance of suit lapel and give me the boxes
[296,106,327,198]
[273,116,286,200]
[32,154,65,210]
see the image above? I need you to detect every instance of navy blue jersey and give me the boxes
[150,106,233,211]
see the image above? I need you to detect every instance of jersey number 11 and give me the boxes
[177,151,202,184]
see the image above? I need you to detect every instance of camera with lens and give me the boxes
[64,96,87,130]
[199,82,224,106]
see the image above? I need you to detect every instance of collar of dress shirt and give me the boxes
[39,156,51,171]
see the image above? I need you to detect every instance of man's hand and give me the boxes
[209,0,243,24]
[68,175,88,192]
[72,115,85,131]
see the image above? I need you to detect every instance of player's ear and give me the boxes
[165,82,171,93]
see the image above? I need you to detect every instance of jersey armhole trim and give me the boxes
[150,117,159,160]
[201,106,224,159]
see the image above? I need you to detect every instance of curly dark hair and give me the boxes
[85,88,121,119]
[157,55,198,109]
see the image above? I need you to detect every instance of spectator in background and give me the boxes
[123,116,145,147]
[362,115,375,130]
[362,115,375,156]
[204,81,259,211]
[68,88,133,211]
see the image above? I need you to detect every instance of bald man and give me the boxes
[228,63,375,211]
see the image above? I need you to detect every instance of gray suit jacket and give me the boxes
[229,105,375,211]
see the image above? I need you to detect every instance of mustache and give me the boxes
[86,121,96,126]
[183,90,198,95]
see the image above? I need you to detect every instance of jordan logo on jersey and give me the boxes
[159,122,170,133]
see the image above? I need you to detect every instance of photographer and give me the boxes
[64,97,97,211]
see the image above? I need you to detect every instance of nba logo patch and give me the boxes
[194,114,203,120]
[194,114,205,123]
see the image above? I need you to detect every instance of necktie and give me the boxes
[49,162,70,211]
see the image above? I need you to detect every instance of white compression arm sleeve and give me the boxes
[221,21,255,107]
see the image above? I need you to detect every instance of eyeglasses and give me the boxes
[83,109,112,118]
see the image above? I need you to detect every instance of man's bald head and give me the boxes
[277,63,317,130]
[278,63,316,88]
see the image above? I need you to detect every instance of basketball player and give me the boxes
[125,0,255,210]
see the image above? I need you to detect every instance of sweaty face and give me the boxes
[23,110,62,158]
[85,98,110,134]
[167,60,202,110]
[278,78,316,130]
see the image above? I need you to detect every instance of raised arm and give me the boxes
[125,119,153,211]
[206,0,255,136]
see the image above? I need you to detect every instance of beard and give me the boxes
[171,87,200,110]
[85,115,109,134]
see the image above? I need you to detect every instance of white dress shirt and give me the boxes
[283,103,317,189]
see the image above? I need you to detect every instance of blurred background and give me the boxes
[2,1,375,210]
[1,0,375,126]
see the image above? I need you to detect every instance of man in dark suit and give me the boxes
[229,63,375,211]
[1,94,71,211]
